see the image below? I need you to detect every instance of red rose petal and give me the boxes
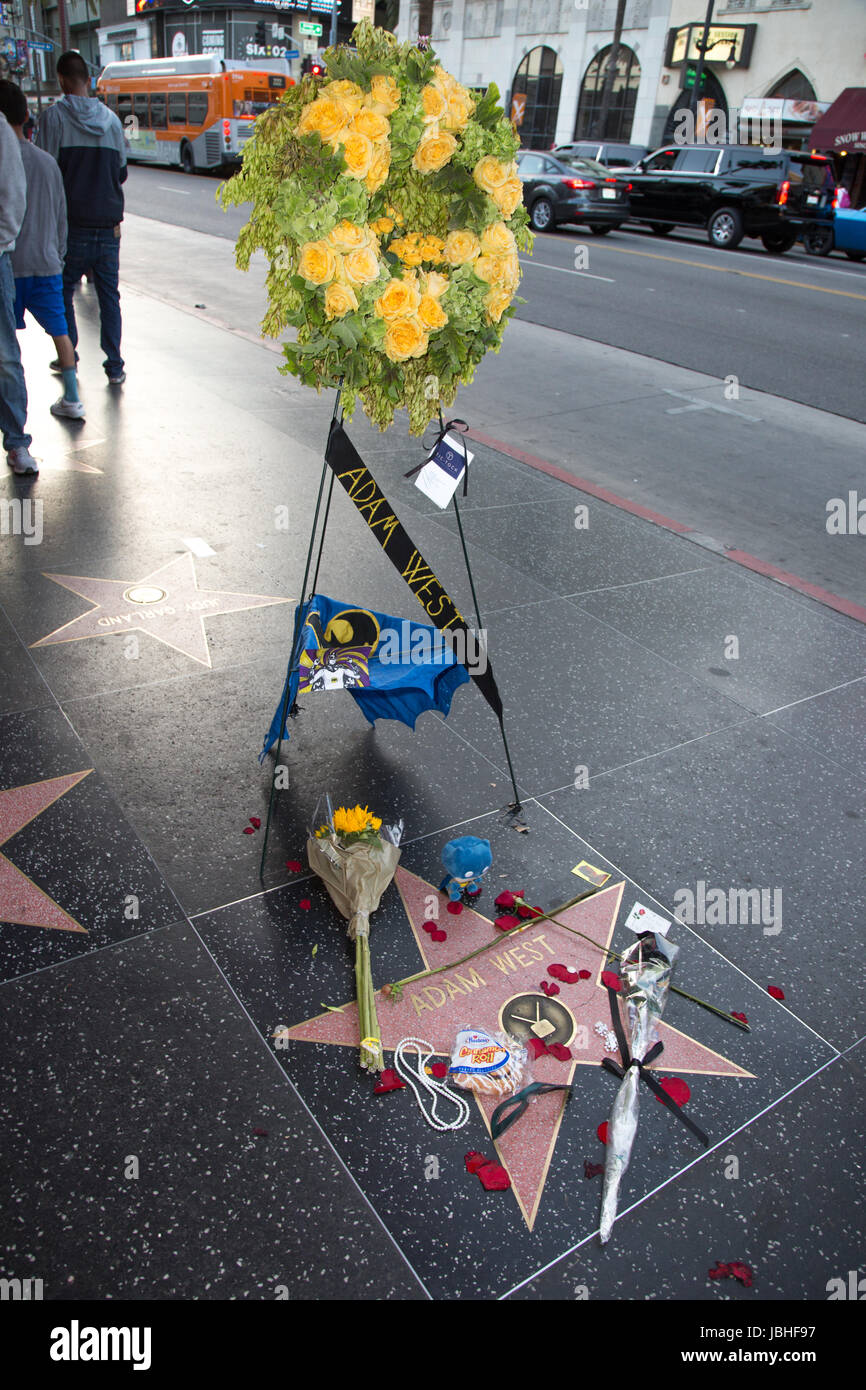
[421,919,438,935]
[243,826,255,835]
[464,1150,488,1174]
[430,1062,448,1079]
[299,898,311,911]
[731,1011,748,1024]
[597,1122,609,1145]
[549,964,580,984]
[601,970,621,992]
[540,980,560,997]
[494,890,523,909]
[578,969,591,980]
[526,1038,549,1060]
[517,904,533,918]
[658,1076,691,1107]
[373,1069,406,1094]
[584,1160,604,1179]
[547,1043,572,1062]
[494,914,520,931]
[430,928,447,942]
[767,985,785,1001]
[446,900,463,915]
[708,1261,753,1288]
[285,859,303,872]
[477,1161,511,1192]
[248,817,261,829]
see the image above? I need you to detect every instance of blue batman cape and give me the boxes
[260,593,470,762]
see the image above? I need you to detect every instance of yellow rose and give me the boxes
[370,216,395,237]
[324,282,359,319]
[351,108,389,142]
[473,254,500,285]
[473,155,509,196]
[425,270,449,299]
[418,294,448,330]
[321,80,363,118]
[431,66,457,97]
[419,234,445,262]
[383,316,429,362]
[385,202,405,226]
[365,140,391,194]
[421,84,448,123]
[390,235,424,268]
[338,130,374,179]
[442,94,472,132]
[443,229,481,266]
[327,219,368,252]
[485,287,513,323]
[375,277,421,321]
[412,128,457,175]
[298,97,350,143]
[343,244,381,288]
[481,223,517,258]
[493,177,524,218]
[297,239,337,285]
[499,252,521,290]
[365,74,400,115]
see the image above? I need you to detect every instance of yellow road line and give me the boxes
[596,244,866,300]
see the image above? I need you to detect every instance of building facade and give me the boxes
[398,0,866,153]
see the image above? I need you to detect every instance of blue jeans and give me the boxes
[0,252,31,452]
[63,226,124,378]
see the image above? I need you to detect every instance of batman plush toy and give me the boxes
[440,836,492,903]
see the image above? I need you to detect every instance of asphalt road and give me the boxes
[124,163,866,424]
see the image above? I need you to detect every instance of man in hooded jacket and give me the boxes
[37,50,127,385]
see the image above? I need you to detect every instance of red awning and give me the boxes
[809,88,866,154]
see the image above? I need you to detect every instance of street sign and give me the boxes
[303,39,319,54]
[299,21,322,36]
[352,0,374,21]
[29,40,55,52]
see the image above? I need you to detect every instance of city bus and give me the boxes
[97,56,293,173]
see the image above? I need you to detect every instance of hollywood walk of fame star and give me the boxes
[282,868,754,1230]
[32,553,291,668]
[0,771,92,933]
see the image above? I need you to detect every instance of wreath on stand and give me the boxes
[220,18,533,435]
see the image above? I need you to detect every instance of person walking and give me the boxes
[0,109,39,475]
[0,80,85,422]
[36,50,127,386]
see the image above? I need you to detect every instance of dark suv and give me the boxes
[553,140,649,169]
[626,144,835,252]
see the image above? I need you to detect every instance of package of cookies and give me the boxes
[448,1027,527,1098]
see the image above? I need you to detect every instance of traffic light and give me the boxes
[683,64,708,90]
[254,21,266,47]
[301,56,324,77]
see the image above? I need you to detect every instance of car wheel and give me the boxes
[588,224,612,235]
[801,225,832,256]
[530,198,555,232]
[844,250,865,262]
[180,142,196,175]
[761,229,797,254]
[650,223,675,236]
[707,206,744,250]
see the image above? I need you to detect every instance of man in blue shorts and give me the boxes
[0,80,84,420]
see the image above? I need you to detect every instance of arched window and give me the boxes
[575,44,640,142]
[768,70,816,102]
[661,69,728,145]
[511,46,563,151]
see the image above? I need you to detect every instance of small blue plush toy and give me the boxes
[440,836,492,902]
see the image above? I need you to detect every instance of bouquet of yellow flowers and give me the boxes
[308,798,402,1071]
[219,18,532,434]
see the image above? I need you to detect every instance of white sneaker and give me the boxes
[6,447,39,475]
[50,396,86,421]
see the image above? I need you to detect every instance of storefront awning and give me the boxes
[809,88,866,154]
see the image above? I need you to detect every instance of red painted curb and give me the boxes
[465,428,866,627]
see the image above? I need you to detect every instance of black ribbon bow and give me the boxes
[490,1081,573,1142]
[405,417,471,498]
[601,980,708,1147]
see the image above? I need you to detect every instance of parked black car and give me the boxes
[552,140,649,169]
[517,151,632,233]
[625,144,836,252]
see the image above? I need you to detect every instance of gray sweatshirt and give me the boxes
[0,113,26,253]
[10,139,67,277]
